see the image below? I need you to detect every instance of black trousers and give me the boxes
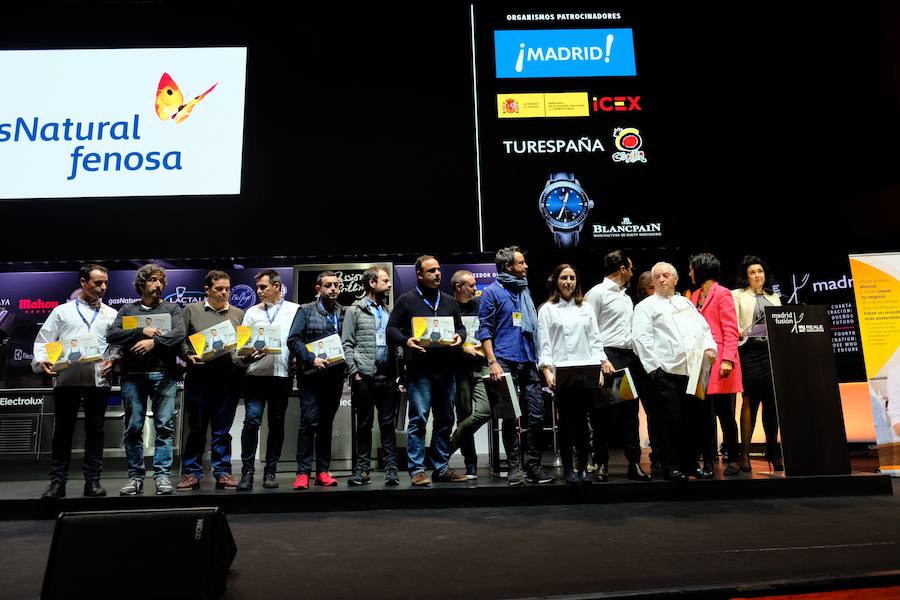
[590,347,648,465]
[240,376,292,475]
[50,386,109,483]
[557,387,592,472]
[647,370,693,473]
[296,370,345,475]
[351,373,398,472]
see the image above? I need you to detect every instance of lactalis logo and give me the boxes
[494,29,637,78]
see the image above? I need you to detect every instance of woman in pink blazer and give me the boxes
[689,253,743,477]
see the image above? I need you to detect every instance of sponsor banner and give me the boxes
[497,92,589,118]
[393,263,497,297]
[293,263,393,308]
[0,47,247,199]
[494,29,636,78]
[0,267,293,323]
[849,253,900,475]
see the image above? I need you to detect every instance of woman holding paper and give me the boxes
[732,255,783,471]
[537,264,606,486]
[689,253,743,478]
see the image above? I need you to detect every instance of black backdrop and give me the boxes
[1,0,899,263]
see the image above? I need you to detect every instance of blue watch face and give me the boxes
[540,185,588,229]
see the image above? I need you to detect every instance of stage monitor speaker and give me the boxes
[41,506,236,599]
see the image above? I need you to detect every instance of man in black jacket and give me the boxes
[287,271,345,490]
[387,255,468,486]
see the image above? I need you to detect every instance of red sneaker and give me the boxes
[292,473,309,490]
[315,472,338,487]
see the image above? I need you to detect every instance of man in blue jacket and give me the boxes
[478,246,551,485]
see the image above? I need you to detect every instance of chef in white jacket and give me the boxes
[633,262,716,483]
[537,263,606,485]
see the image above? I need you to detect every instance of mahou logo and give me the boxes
[18,298,60,314]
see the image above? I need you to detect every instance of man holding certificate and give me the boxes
[584,250,653,482]
[33,264,119,499]
[632,262,717,483]
[387,255,468,486]
[287,271,346,489]
[236,269,300,491]
[537,264,607,485]
[176,270,245,492]
[106,264,186,495]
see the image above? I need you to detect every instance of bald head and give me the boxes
[651,262,678,297]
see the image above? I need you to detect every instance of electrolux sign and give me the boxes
[494,29,636,78]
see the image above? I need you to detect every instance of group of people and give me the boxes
[34,247,784,498]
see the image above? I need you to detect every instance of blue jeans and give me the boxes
[406,366,455,476]
[181,371,242,479]
[121,372,177,480]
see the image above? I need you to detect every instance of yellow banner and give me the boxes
[497,92,588,118]
[849,256,900,379]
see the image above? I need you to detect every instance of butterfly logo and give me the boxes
[155,73,218,124]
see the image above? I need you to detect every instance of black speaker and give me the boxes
[41,506,237,599]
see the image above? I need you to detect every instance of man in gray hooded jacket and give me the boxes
[341,266,400,486]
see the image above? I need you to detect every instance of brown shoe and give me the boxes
[176,474,200,491]
[216,474,238,489]
[433,468,468,483]
[410,472,432,487]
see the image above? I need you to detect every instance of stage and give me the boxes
[4,455,892,522]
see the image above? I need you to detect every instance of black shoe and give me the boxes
[651,460,663,476]
[236,473,253,492]
[262,471,279,489]
[663,469,689,483]
[593,463,609,483]
[83,479,106,497]
[41,480,65,499]
[627,462,651,482]
[384,467,400,486]
[564,470,580,486]
[692,463,714,479]
[348,471,371,486]
[526,465,554,484]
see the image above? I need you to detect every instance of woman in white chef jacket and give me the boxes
[538,264,607,486]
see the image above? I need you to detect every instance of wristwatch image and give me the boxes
[538,172,594,248]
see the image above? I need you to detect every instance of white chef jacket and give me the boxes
[537,298,607,369]
[632,293,717,376]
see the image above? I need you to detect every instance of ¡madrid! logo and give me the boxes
[612,127,647,164]
[0,72,218,182]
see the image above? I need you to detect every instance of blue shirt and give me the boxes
[477,281,536,364]
[367,298,389,367]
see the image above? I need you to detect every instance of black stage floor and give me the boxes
[3,455,892,521]
[2,479,898,600]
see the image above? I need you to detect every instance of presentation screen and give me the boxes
[0,47,247,199]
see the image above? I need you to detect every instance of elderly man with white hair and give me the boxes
[632,262,717,482]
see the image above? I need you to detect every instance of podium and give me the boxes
[765,305,851,476]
